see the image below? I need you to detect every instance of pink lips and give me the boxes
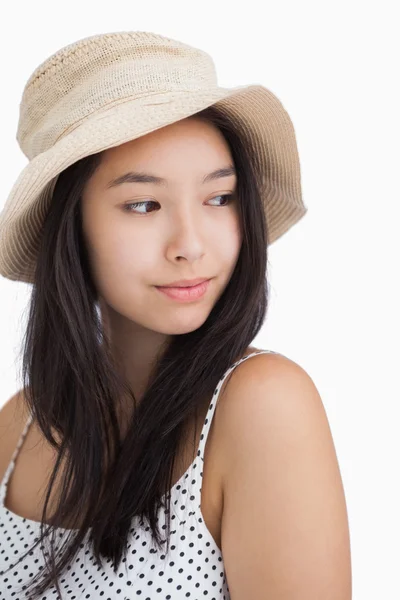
[156,279,211,302]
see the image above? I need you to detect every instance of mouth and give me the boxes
[157,277,211,288]
[155,279,211,302]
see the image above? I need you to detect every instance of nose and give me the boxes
[165,205,206,263]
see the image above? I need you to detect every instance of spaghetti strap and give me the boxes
[193,349,278,505]
[0,411,34,506]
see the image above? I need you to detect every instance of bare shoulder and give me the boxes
[217,351,352,599]
[0,389,28,429]
[218,349,328,423]
[0,390,29,480]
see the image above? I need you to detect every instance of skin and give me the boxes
[81,116,242,403]
[217,352,353,598]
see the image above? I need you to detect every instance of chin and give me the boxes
[154,312,211,336]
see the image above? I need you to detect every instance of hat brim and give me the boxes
[0,83,307,283]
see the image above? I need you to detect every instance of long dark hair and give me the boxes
[6,105,270,598]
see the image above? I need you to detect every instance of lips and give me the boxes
[156,279,211,301]
[158,277,210,288]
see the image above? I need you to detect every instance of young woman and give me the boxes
[0,31,352,599]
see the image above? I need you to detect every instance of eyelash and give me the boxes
[122,194,235,214]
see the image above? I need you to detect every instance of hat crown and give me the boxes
[17,31,218,159]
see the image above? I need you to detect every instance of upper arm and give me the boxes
[218,353,352,600]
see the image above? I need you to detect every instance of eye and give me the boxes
[122,200,158,214]
[207,194,234,207]
[122,194,235,215]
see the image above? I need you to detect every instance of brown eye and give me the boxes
[123,200,159,214]
[207,194,234,206]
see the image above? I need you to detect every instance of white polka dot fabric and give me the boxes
[0,350,275,599]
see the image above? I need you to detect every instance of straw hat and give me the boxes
[0,30,307,284]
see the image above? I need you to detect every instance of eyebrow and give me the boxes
[105,166,237,189]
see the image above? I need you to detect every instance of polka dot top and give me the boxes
[0,349,275,599]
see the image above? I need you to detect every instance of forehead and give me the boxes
[96,118,237,187]
[102,117,232,163]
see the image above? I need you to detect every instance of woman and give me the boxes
[0,31,351,599]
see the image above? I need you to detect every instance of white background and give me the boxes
[0,2,399,598]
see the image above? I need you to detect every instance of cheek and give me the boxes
[217,218,242,262]
[82,209,157,280]
[94,235,157,278]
